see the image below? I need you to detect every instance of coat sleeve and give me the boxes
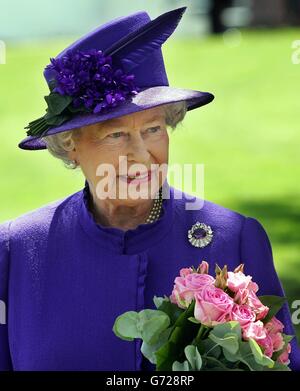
[240,216,300,371]
[0,220,13,370]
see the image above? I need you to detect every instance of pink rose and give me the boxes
[251,316,286,359]
[263,317,285,353]
[242,320,267,341]
[248,281,259,293]
[230,304,256,327]
[227,271,252,293]
[194,285,234,327]
[179,267,193,278]
[265,317,284,335]
[258,334,274,357]
[170,273,215,309]
[247,291,269,320]
[170,289,189,309]
[277,343,291,366]
[270,332,284,352]
[234,288,249,305]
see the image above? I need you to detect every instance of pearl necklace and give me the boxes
[145,187,163,224]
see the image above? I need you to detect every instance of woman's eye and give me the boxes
[108,131,124,138]
[147,126,161,133]
[106,127,161,139]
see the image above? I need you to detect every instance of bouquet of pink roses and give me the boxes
[113,261,292,371]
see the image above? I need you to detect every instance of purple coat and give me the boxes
[0,180,299,371]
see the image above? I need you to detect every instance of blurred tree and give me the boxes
[208,0,233,33]
[251,0,300,27]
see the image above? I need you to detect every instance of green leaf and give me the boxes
[188,317,201,324]
[156,300,199,371]
[112,311,140,341]
[249,338,274,368]
[207,322,241,355]
[44,93,73,115]
[201,339,222,359]
[172,360,190,371]
[223,340,272,371]
[203,356,241,370]
[112,321,134,342]
[155,340,179,371]
[184,345,202,370]
[25,116,49,136]
[283,334,294,344]
[258,295,287,324]
[209,332,239,355]
[44,111,71,126]
[137,309,170,345]
[67,103,86,113]
[153,295,166,309]
[141,327,173,364]
[153,295,184,325]
[210,321,242,340]
[222,348,240,363]
[267,362,291,371]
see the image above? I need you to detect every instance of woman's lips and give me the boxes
[118,170,156,184]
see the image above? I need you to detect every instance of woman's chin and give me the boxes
[94,175,163,202]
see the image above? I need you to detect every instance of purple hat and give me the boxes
[18,6,214,151]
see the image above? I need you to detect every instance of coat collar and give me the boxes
[78,179,175,254]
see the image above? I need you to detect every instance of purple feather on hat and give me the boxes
[104,6,187,71]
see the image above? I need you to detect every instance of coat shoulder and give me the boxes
[1,190,82,243]
[172,187,246,226]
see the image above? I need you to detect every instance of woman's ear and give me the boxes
[67,148,77,162]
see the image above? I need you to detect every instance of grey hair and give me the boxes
[41,100,188,170]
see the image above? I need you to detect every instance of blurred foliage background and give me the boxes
[0,1,300,342]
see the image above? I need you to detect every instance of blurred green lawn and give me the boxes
[1,28,300,341]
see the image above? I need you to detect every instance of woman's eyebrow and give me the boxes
[143,115,165,124]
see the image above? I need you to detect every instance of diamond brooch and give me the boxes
[187,221,213,248]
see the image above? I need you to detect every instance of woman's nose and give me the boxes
[127,134,150,164]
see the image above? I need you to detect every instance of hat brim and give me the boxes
[18,86,214,150]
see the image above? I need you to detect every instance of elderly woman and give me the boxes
[1,7,300,371]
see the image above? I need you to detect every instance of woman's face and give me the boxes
[68,106,169,206]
